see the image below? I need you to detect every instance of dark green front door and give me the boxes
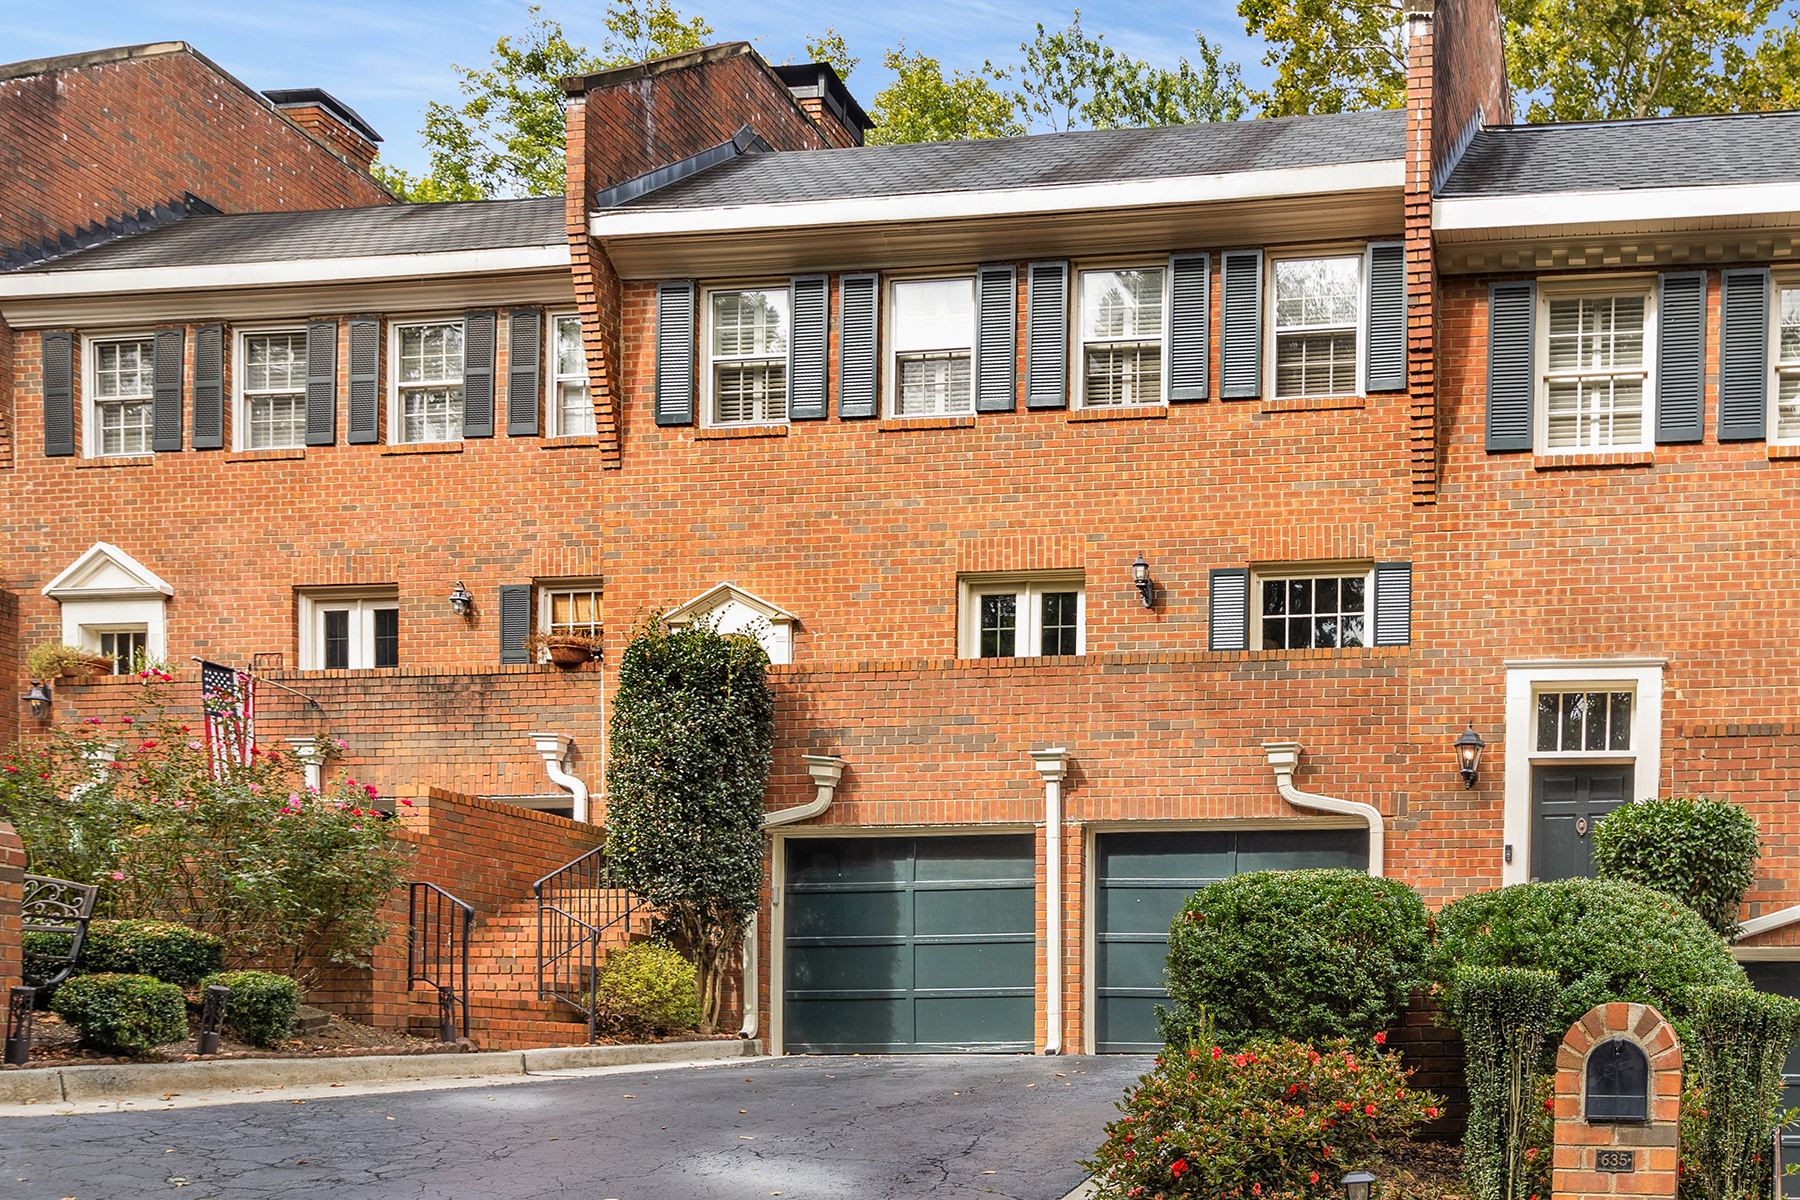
[1531,765,1632,880]
[1093,828,1369,1053]
[1745,961,1800,1195]
[783,834,1036,1053]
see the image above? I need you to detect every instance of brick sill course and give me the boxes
[696,424,790,440]
[381,441,463,456]
[1534,450,1654,471]
[1769,444,1800,460]
[540,435,600,449]
[880,415,976,432]
[227,448,306,462]
[75,455,155,469]
[1068,405,1169,423]
[1260,395,1368,413]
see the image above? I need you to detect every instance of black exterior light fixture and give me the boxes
[1131,554,1156,610]
[1341,1171,1376,1200]
[1455,723,1487,789]
[449,581,474,618]
[21,680,52,721]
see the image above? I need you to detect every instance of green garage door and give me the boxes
[784,834,1036,1053]
[1744,961,1800,1196]
[1094,828,1369,1053]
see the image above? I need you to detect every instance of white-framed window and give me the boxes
[1534,689,1633,754]
[390,319,463,444]
[1538,281,1654,452]
[541,587,602,638]
[95,628,149,674]
[1077,266,1165,407]
[551,314,594,436]
[86,334,156,456]
[704,286,790,425]
[237,328,307,450]
[298,590,399,670]
[889,276,974,417]
[957,573,1085,659]
[1272,255,1362,399]
[1774,283,1800,441]
[1255,565,1371,650]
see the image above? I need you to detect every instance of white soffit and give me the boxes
[43,542,175,601]
[665,583,798,626]
[1435,181,1800,238]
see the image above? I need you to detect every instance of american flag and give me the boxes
[200,660,256,779]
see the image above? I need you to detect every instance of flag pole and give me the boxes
[187,657,322,709]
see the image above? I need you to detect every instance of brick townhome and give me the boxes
[3,1,1800,1077]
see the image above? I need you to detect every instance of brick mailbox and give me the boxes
[1554,1003,1684,1199]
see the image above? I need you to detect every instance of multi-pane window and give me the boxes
[396,322,464,443]
[1778,287,1800,440]
[891,278,974,416]
[979,594,1017,657]
[962,577,1084,658]
[1544,295,1647,449]
[243,332,307,449]
[553,315,593,436]
[1536,691,1632,752]
[1274,257,1360,398]
[303,595,399,670]
[97,629,147,674]
[91,337,155,456]
[1259,573,1367,650]
[546,589,602,637]
[709,289,789,424]
[1080,268,1164,406]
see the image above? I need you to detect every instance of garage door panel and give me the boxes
[913,834,1036,880]
[913,886,1034,936]
[1236,829,1370,872]
[1097,996,1164,1051]
[914,939,1035,990]
[786,889,908,938]
[1100,831,1235,881]
[785,998,911,1051]
[915,996,1035,1050]
[1096,937,1168,990]
[1097,883,1212,935]
[786,837,914,884]
[786,942,911,992]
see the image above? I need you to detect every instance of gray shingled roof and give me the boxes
[620,109,1407,209]
[1439,110,1800,197]
[24,196,565,272]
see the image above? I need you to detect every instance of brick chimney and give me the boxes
[771,62,872,148]
[262,87,382,170]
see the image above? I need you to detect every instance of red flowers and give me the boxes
[1364,1104,1377,1116]
[1211,1046,1223,1060]
[1251,1184,1261,1195]
[1310,1173,1320,1185]
[1373,1032,1386,1045]
[1170,1160,1188,1177]
[1427,1106,1439,1119]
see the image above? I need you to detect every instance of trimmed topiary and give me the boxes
[1451,966,1560,1200]
[201,970,301,1047]
[80,919,224,985]
[1162,868,1432,1048]
[1592,796,1762,937]
[597,943,703,1037]
[51,972,187,1055]
[1683,986,1800,1200]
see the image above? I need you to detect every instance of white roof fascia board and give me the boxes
[665,582,798,625]
[0,244,571,299]
[590,159,1405,239]
[43,541,175,600]
[1435,182,1800,235]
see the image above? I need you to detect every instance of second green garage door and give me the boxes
[1095,828,1369,1053]
[783,835,1036,1053]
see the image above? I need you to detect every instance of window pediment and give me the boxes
[42,542,173,602]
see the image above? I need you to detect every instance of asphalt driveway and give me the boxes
[0,1053,1149,1199]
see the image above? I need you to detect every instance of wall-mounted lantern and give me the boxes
[448,581,474,618]
[1131,554,1156,610]
[21,681,52,721]
[1455,724,1486,789]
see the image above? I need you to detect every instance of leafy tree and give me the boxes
[1716,13,1800,111]
[866,45,1025,144]
[801,27,859,79]
[1017,11,1246,132]
[604,613,774,1033]
[1237,0,1407,116]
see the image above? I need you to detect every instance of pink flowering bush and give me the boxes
[1083,1023,1441,1200]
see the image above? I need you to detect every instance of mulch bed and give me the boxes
[1376,1137,1469,1200]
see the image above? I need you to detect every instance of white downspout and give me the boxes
[740,754,845,1041]
[1031,747,1068,1055]
[284,736,326,792]
[529,732,588,823]
[1263,741,1384,877]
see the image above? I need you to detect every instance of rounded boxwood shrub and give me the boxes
[597,943,702,1037]
[1592,796,1761,937]
[51,972,187,1055]
[201,970,301,1047]
[1432,878,1745,1041]
[1162,868,1432,1047]
[80,919,224,985]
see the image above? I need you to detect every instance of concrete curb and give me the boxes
[0,1039,759,1106]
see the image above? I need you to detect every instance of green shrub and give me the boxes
[597,943,702,1037]
[80,919,224,985]
[1082,1021,1442,1199]
[201,970,301,1047]
[1432,879,1745,1043]
[1451,967,1560,1200]
[51,972,187,1055]
[1162,868,1431,1047]
[1682,986,1800,1200]
[1593,797,1762,937]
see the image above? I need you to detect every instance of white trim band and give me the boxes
[1436,183,1800,235]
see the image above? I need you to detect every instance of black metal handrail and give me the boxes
[408,882,473,1042]
[22,873,99,989]
[534,847,642,1043]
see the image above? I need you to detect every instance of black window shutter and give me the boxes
[1365,241,1406,392]
[1485,281,1535,452]
[1168,253,1210,401]
[1373,562,1412,647]
[347,319,380,443]
[152,326,185,453]
[975,264,1017,413]
[1655,271,1706,444]
[305,320,338,446]
[498,585,532,665]
[1719,268,1770,441]
[507,309,542,436]
[838,273,879,419]
[789,275,829,421]
[1209,567,1250,652]
[1220,250,1263,399]
[1025,260,1069,409]
[655,282,696,426]
[41,329,74,457]
[191,324,224,449]
[462,310,495,438]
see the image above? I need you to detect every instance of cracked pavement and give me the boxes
[0,1054,1148,1199]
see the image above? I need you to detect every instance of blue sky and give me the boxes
[2,0,1276,178]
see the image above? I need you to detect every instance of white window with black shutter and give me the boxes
[1536,278,1656,453]
[1775,278,1800,442]
[704,284,790,426]
[888,275,974,417]
[1269,252,1363,399]
[1214,561,1411,651]
[84,333,157,457]
[236,327,308,450]
[389,317,464,444]
[550,314,593,436]
[1076,265,1165,408]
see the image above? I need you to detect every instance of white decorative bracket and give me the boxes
[529,732,588,823]
[1263,741,1386,878]
[285,736,327,792]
